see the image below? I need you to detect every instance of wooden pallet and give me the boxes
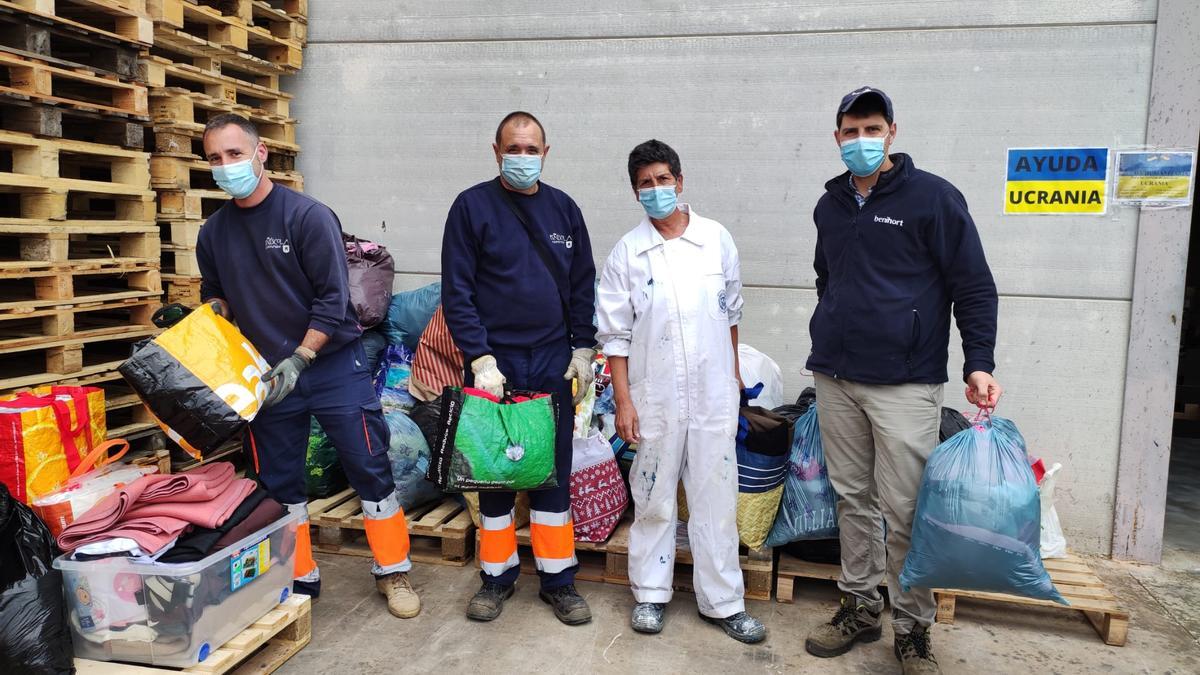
[0,325,153,389]
[157,187,226,219]
[148,0,298,75]
[0,221,157,270]
[0,92,144,148]
[774,552,1130,646]
[150,87,295,144]
[0,189,155,224]
[0,5,143,81]
[0,261,158,309]
[489,516,775,601]
[0,294,156,351]
[162,270,199,303]
[152,122,297,172]
[0,128,150,193]
[0,49,147,115]
[309,488,476,567]
[141,54,292,116]
[0,0,152,46]
[75,593,312,675]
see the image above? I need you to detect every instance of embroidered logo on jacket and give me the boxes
[549,233,573,249]
[873,215,904,228]
[265,237,291,253]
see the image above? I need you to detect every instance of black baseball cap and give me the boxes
[837,86,894,124]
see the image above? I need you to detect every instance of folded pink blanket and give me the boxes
[58,462,256,554]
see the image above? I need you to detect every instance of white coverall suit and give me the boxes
[596,205,746,618]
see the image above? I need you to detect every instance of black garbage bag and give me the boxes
[408,398,442,450]
[939,407,972,442]
[0,482,74,675]
[772,386,817,423]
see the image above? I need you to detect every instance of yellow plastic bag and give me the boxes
[0,386,106,504]
[119,304,268,459]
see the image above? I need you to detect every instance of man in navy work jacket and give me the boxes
[802,88,1002,674]
[441,111,598,625]
[196,113,419,620]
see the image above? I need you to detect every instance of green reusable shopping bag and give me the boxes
[426,387,558,492]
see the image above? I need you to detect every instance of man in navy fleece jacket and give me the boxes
[196,114,419,620]
[801,88,1001,675]
[441,111,597,626]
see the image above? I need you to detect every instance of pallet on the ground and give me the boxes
[151,122,296,172]
[309,488,476,567]
[486,516,774,601]
[141,53,292,116]
[0,49,148,116]
[75,593,312,675]
[0,91,144,148]
[0,4,144,81]
[602,519,775,601]
[774,551,1129,646]
[0,0,152,46]
[0,220,157,272]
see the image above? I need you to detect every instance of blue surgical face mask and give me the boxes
[211,157,262,199]
[840,134,889,177]
[501,154,542,189]
[638,185,678,219]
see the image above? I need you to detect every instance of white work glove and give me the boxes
[471,355,506,399]
[563,347,596,406]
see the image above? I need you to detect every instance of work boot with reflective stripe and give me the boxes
[895,625,941,674]
[466,581,515,621]
[539,584,592,625]
[376,572,420,619]
[805,594,883,657]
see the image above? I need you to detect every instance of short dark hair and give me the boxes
[495,111,546,146]
[203,113,260,145]
[837,93,892,128]
[627,139,682,188]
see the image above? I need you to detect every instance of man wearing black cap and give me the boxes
[802,87,1001,674]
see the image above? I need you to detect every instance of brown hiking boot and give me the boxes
[804,594,883,658]
[376,572,421,618]
[895,625,940,674]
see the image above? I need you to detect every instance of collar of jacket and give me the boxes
[824,153,914,204]
[631,203,706,255]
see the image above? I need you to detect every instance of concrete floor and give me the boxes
[278,547,1200,675]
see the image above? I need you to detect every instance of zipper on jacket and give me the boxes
[906,309,921,373]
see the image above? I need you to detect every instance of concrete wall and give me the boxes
[289,0,1161,553]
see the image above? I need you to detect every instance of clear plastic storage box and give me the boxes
[53,507,302,667]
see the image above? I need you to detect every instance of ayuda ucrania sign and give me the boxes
[1004,147,1109,215]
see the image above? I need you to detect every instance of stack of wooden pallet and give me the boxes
[142,0,304,308]
[0,0,169,468]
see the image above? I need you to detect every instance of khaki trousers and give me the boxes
[814,372,943,633]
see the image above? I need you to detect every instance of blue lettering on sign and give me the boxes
[1006,148,1108,181]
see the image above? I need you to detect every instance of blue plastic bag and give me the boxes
[765,408,838,546]
[374,344,416,412]
[383,282,441,349]
[385,410,442,510]
[899,415,1066,604]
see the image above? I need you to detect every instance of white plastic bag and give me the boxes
[738,344,784,410]
[1039,462,1068,559]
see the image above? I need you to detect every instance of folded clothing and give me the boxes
[156,488,283,564]
[58,462,256,554]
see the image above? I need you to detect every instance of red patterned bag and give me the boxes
[570,431,628,543]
